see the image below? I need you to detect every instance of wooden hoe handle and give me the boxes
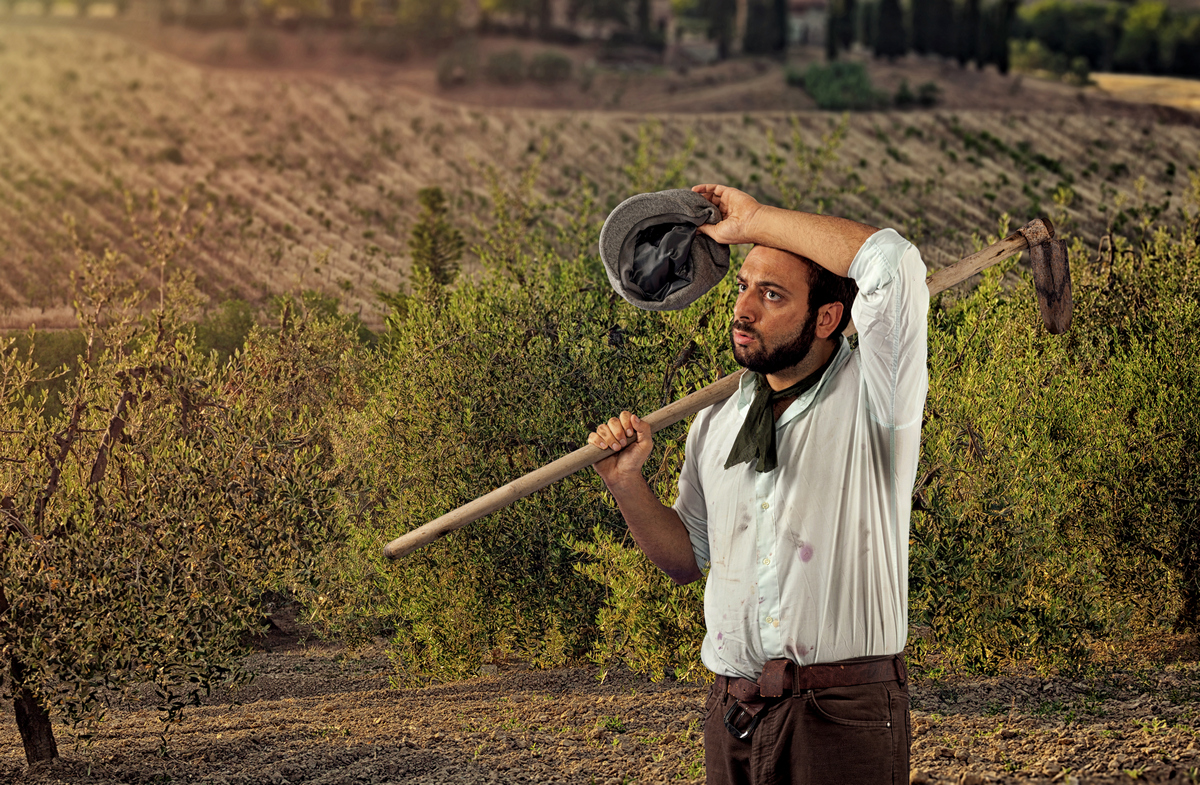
[383,218,1055,560]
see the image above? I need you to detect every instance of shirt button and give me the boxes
[762,557,770,566]
[765,616,773,624]
[761,502,769,510]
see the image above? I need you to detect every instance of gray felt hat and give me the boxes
[599,189,731,311]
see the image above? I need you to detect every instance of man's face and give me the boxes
[730,246,820,375]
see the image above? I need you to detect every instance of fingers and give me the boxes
[692,184,722,208]
[588,411,640,451]
[629,412,651,440]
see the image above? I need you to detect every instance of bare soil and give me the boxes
[3,624,1199,785]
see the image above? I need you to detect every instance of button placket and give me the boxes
[755,469,784,656]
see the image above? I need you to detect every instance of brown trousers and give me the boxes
[703,678,911,785]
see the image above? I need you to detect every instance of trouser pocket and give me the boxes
[802,681,908,785]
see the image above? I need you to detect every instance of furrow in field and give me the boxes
[0,26,1196,331]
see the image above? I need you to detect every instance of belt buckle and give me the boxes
[723,701,764,741]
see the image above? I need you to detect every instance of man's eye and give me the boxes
[737,283,747,292]
[764,290,780,301]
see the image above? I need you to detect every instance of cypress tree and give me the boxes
[876,0,907,59]
[841,0,857,49]
[990,0,1018,74]
[931,0,956,57]
[409,187,464,290]
[744,0,788,53]
[911,0,932,54]
[956,0,981,66]
[826,0,841,60]
[862,0,880,52]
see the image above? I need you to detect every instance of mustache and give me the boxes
[731,319,759,339]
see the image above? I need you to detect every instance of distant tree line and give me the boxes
[1012,0,1200,78]
[821,0,1200,78]
[826,0,1019,72]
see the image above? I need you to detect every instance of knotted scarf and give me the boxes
[724,351,838,473]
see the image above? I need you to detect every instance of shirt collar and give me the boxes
[735,336,851,425]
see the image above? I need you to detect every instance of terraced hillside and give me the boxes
[0,25,1196,330]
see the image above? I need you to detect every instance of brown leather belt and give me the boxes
[715,654,906,741]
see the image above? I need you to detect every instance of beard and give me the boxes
[731,310,819,375]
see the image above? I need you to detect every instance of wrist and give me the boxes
[744,203,778,247]
[603,471,648,497]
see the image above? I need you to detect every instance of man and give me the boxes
[587,183,928,785]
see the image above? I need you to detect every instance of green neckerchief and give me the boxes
[723,350,838,473]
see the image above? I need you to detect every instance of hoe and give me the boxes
[383,217,1071,560]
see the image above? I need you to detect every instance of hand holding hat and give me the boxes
[691,183,765,247]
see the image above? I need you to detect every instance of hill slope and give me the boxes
[0,25,1196,329]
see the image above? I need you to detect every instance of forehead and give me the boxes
[740,246,812,292]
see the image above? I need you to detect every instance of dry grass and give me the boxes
[1092,72,1200,112]
[0,25,1196,330]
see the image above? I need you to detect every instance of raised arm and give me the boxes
[691,184,877,277]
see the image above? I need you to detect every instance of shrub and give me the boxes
[0,260,354,762]
[799,62,887,110]
[894,78,916,108]
[407,186,464,291]
[1010,39,1089,83]
[311,147,725,680]
[916,80,941,106]
[527,51,573,85]
[911,222,1200,672]
[485,49,525,85]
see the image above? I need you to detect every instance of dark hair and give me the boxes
[804,258,858,336]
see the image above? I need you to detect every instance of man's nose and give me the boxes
[734,289,757,324]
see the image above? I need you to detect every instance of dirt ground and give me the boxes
[3,625,1200,785]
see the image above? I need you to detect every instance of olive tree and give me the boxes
[0,219,352,763]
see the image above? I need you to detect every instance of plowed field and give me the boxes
[0,22,1196,330]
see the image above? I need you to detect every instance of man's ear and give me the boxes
[815,302,843,340]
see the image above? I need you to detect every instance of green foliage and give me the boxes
[0,259,359,761]
[394,0,460,49]
[194,299,257,365]
[1014,0,1200,77]
[797,62,887,111]
[911,218,1200,672]
[1010,39,1091,84]
[1,329,87,421]
[310,133,730,681]
[527,51,573,85]
[385,186,466,322]
[571,527,709,683]
[485,50,525,86]
[620,122,696,196]
[763,115,858,215]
